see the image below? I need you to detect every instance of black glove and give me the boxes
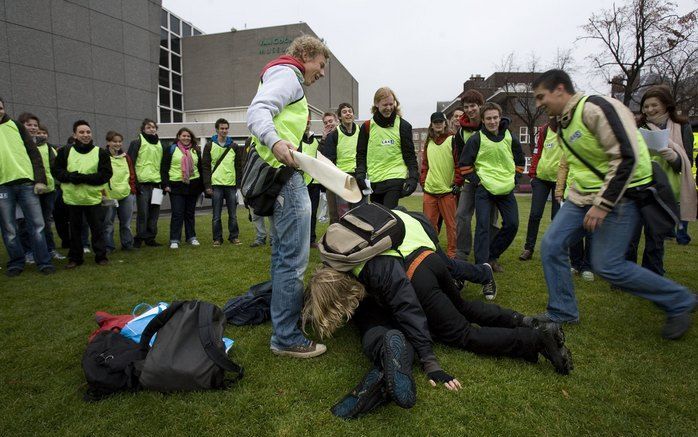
[514,173,522,186]
[401,178,417,197]
[68,171,82,183]
[450,184,461,196]
[427,370,455,384]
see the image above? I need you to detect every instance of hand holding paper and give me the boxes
[291,150,362,203]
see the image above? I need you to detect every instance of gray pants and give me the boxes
[455,183,499,261]
[135,185,161,243]
[251,211,275,245]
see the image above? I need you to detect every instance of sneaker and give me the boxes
[537,322,574,375]
[213,240,222,247]
[381,330,416,409]
[270,341,327,358]
[5,268,22,277]
[531,312,579,325]
[249,240,266,248]
[51,251,66,260]
[230,238,241,245]
[581,270,595,282]
[25,253,35,264]
[39,265,56,275]
[83,247,91,254]
[519,249,533,261]
[488,259,504,273]
[481,263,497,301]
[189,238,200,246]
[661,298,696,340]
[170,242,179,249]
[570,267,579,275]
[331,367,388,419]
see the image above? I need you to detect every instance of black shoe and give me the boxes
[381,330,416,409]
[661,298,695,340]
[5,268,22,277]
[512,312,536,328]
[145,240,162,247]
[537,322,574,375]
[330,367,388,419]
[39,266,56,275]
[133,239,142,248]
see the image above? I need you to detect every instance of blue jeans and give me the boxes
[211,186,239,242]
[0,184,52,271]
[540,200,695,322]
[103,194,135,251]
[270,172,311,348]
[473,186,518,264]
[19,190,57,255]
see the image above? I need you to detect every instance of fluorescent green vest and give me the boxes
[108,155,132,200]
[474,130,515,195]
[0,119,35,185]
[61,147,104,206]
[210,141,236,186]
[536,128,563,182]
[168,147,200,182]
[302,137,320,185]
[561,96,653,193]
[36,144,55,192]
[336,124,358,173]
[352,209,437,276]
[366,117,408,183]
[424,136,454,194]
[253,81,309,169]
[135,134,163,184]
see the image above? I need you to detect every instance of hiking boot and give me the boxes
[213,240,222,247]
[381,330,416,409]
[519,249,533,261]
[331,367,388,419]
[488,259,504,273]
[531,312,579,325]
[271,341,327,358]
[231,238,241,245]
[249,240,266,248]
[581,270,594,282]
[661,298,696,340]
[481,263,497,300]
[537,322,574,375]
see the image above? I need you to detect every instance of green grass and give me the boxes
[1,196,696,436]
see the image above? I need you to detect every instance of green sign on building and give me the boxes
[259,36,291,55]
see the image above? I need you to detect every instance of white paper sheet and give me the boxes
[639,128,670,151]
[151,187,164,205]
[291,150,363,203]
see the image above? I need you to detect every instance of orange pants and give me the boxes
[423,192,457,258]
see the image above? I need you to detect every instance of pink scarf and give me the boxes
[177,142,194,184]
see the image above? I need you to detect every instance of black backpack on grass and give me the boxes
[318,203,406,272]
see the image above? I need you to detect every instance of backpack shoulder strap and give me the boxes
[197,301,244,382]
[139,301,186,349]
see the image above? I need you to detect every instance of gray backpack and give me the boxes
[138,301,243,392]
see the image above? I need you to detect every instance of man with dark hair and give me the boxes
[127,118,166,247]
[203,118,243,246]
[53,120,112,268]
[0,98,54,276]
[323,102,360,223]
[532,69,696,339]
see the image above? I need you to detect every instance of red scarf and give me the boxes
[177,142,194,184]
[260,55,305,78]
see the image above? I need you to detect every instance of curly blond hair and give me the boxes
[286,35,330,61]
[302,264,366,339]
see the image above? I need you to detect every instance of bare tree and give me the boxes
[581,0,696,105]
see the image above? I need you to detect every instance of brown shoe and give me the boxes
[270,341,327,358]
[65,261,79,269]
[231,238,241,245]
[97,259,109,266]
[488,259,504,273]
[519,249,533,261]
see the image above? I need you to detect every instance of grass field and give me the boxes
[1,195,696,436]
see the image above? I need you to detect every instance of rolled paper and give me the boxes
[291,150,362,203]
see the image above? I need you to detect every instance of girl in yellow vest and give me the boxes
[419,112,459,258]
[356,87,418,209]
[103,131,136,252]
[161,127,203,249]
[53,120,112,268]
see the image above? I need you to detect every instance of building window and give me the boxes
[171,37,180,55]
[160,27,169,49]
[169,15,180,35]
[519,126,529,144]
[413,133,419,141]
[171,73,181,92]
[159,48,169,68]
[193,29,202,36]
[161,10,168,28]
[172,92,182,111]
[160,108,171,123]
[183,22,192,37]
[171,54,181,73]
[173,111,183,123]
[158,68,169,88]
[159,87,170,108]
[420,132,427,141]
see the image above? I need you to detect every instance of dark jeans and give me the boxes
[524,178,560,251]
[370,189,401,209]
[676,221,691,245]
[307,184,321,243]
[569,235,592,272]
[67,204,107,264]
[53,186,71,249]
[354,298,416,368]
[626,217,665,276]
[169,193,198,243]
[135,184,161,243]
[211,186,239,242]
[473,186,519,264]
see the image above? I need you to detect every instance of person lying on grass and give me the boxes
[302,208,573,419]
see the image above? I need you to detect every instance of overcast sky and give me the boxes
[163,0,695,126]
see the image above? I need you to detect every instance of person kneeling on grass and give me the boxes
[302,209,573,419]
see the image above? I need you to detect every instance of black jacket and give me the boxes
[160,143,204,196]
[127,133,167,187]
[53,141,112,186]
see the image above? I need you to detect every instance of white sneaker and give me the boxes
[169,242,179,249]
[51,251,66,260]
[189,238,200,246]
[581,271,595,282]
[83,247,91,254]
[570,267,579,275]
[25,253,35,264]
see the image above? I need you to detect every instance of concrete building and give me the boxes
[0,0,162,144]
